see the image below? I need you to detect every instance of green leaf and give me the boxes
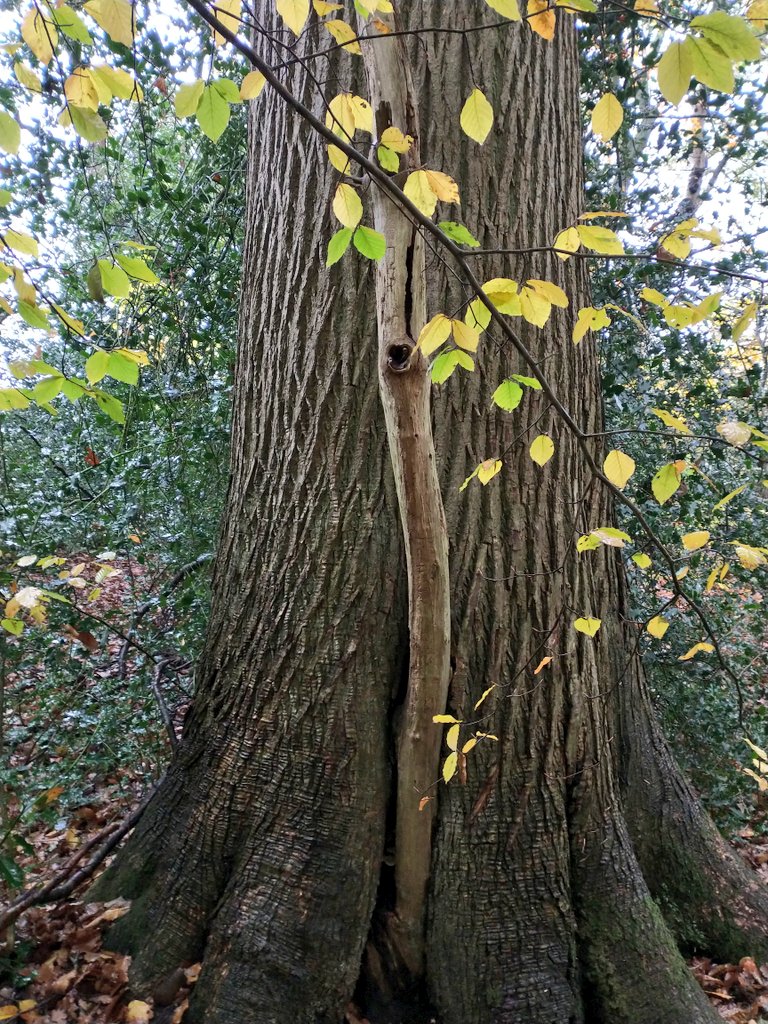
[32,375,63,402]
[684,36,734,94]
[510,374,542,390]
[107,351,139,385]
[212,77,241,103]
[60,378,88,402]
[197,85,230,142]
[91,390,125,424]
[98,259,132,298]
[377,145,399,171]
[326,227,353,267]
[4,230,38,257]
[2,618,23,636]
[353,226,386,260]
[85,350,110,384]
[0,112,21,155]
[657,41,693,105]
[651,462,683,505]
[65,106,108,143]
[17,301,49,330]
[439,221,480,247]
[175,80,204,118]
[690,12,761,61]
[116,253,160,284]
[431,349,474,384]
[492,380,523,411]
[431,351,460,384]
[52,5,94,43]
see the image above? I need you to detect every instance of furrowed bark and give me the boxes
[361,15,451,981]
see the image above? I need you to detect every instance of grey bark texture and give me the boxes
[93,3,768,1023]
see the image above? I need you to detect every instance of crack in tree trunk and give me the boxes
[362,14,451,982]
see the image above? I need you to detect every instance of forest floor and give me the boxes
[2,554,768,1023]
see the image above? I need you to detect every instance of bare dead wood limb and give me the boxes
[362,14,451,981]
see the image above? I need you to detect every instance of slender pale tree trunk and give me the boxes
[94,4,768,1023]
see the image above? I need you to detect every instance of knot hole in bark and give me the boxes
[387,341,414,373]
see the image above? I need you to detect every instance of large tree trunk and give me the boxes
[93,4,768,1023]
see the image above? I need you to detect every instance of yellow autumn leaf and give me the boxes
[647,615,670,639]
[332,183,362,227]
[3,229,39,258]
[482,278,520,314]
[484,0,521,18]
[633,553,652,569]
[404,170,437,216]
[733,301,757,342]
[527,0,556,40]
[591,92,623,141]
[635,0,659,13]
[460,88,494,145]
[277,0,309,35]
[527,278,568,308]
[442,751,458,782]
[573,305,611,343]
[748,0,768,30]
[732,543,767,570]
[577,224,624,255]
[651,407,692,435]
[657,41,693,106]
[574,617,601,637]
[324,19,361,54]
[712,485,746,512]
[314,0,342,11]
[519,287,551,327]
[325,94,356,139]
[91,65,143,101]
[433,713,461,724]
[85,0,134,47]
[553,226,580,260]
[0,1007,18,1022]
[126,1000,152,1024]
[478,459,502,484]
[446,723,460,751]
[14,61,42,93]
[327,144,350,173]
[424,170,460,205]
[212,0,241,45]
[530,434,554,466]
[21,7,58,64]
[462,737,478,754]
[349,95,373,132]
[240,70,266,101]
[380,126,412,152]
[682,530,710,551]
[473,683,497,710]
[175,80,204,118]
[603,449,635,489]
[65,68,100,111]
[417,313,452,355]
[678,642,714,662]
[451,320,479,352]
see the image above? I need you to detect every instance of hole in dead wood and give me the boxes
[387,343,413,372]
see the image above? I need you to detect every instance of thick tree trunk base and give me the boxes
[92,701,768,1024]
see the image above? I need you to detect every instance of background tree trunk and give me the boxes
[94,4,768,1023]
